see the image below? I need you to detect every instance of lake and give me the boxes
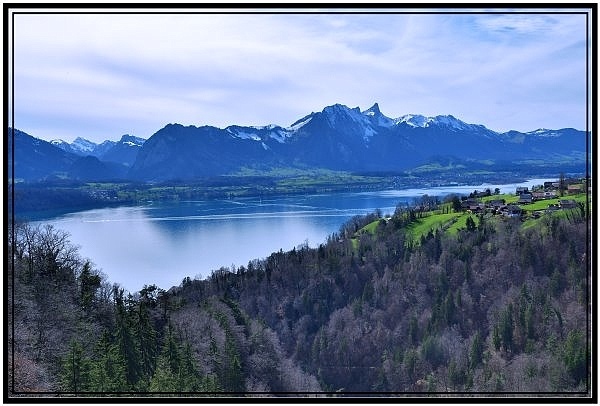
[30,178,553,293]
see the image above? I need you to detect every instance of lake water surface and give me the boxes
[31,178,553,292]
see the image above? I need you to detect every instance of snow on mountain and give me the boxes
[226,128,261,141]
[251,124,277,130]
[288,114,313,131]
[50,138,93,156]
[228,104,386,144]
[396,113,480,132]
[362,104,379,117]
[526,129,561,137]
[529,128,550,134]
[50,139,69,147]
[395,114,431,128]
[45,134,146,168]
[29,102,582,183]
[319,103,385,142]
[97,134,146,167]
[71,137,98,153]
[265,128,292,143]
[322,104,371,128]
[119,134,146,146]
[284,103,494,142]
[226,125,292,144]
[256,124,294,143]
[362,103,395,128]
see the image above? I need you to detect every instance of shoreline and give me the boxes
[15,175,568,223]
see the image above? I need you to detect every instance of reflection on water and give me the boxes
[31,179,554,293]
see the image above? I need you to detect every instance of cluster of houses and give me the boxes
[87,189,119,201]
[515,180,584,204]
[461,179,584,219]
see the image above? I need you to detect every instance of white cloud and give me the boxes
[9,9,590,142]
[473,13,580,37]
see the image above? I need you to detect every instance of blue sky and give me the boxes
[9,8,591,143]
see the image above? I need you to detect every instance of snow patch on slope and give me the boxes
[527,129,560,137]
[288,115,313,131]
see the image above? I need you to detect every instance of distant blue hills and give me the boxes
[8,103,588,182]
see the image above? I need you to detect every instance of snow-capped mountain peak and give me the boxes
[363,102,381,117]
[396,114,431,128]
[72,137,98,153]
[320,103,381,142]
[321,104,367,126]
[395,114,471,131]
[526,128,560,137]
[119,134,146,147]
[50,139,69,146]
[50,138,95,156]
[362,103,394,128]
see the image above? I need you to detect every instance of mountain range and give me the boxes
[51,134,146,167]
[9,103,587,182]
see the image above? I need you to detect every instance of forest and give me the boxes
[6,199,591,398]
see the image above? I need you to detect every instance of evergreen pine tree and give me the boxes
[134,298,158,389]
[79,261,101,311]
[60,340,91,392]
[469,331,484,370]
[564,330,587,385]
[89,330,128,392]
[114,287,142,389]
[149,353,177,393]
[499,304,514,353]
[177,342,201,392]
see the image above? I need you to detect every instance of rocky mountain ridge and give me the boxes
[9,103,587,182]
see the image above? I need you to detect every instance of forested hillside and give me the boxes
[7,203,590,397]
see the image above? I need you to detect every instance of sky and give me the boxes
[9,7,591,143]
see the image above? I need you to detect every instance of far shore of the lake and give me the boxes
[12,172,576,222]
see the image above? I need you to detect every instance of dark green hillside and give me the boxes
[7,199,591,397]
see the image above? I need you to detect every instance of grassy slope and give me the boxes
[446,213,479,235]
[404,212,462,243]
[353,192,589,249]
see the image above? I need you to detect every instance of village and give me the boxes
[460,177,588,219]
